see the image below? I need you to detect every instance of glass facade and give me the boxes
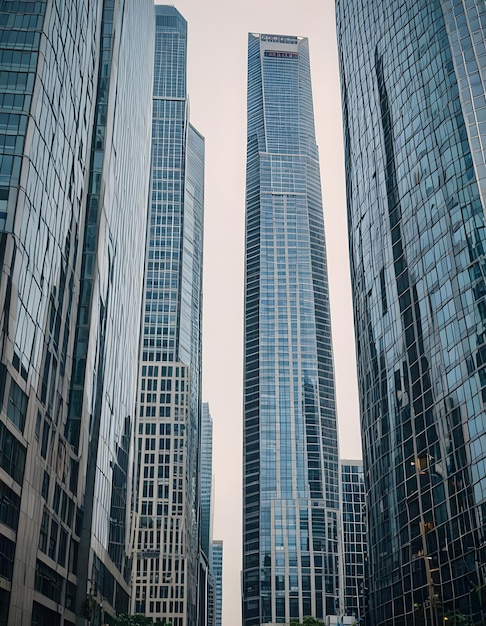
[341,461,367,623]
[130,7,205,626]
[0,0,154,625]
[201,403,215,626]
[243,33,340,626]
[212,540,223,626]
[336,1,486,624]
[201,402,213,561]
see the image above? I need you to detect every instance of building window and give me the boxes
[7,379,27,432]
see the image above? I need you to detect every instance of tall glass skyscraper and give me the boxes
[0,1,154,625]
[243,33,340,626]
[212,540,223,626]
[341,461,367,623]
[199,402,214,626]
[336,1,486,624]
[201,402,214,561]
[131,7,204,626]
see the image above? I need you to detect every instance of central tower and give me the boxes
[131,7,204,626]
[243,33,340,626]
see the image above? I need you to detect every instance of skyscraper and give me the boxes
[130,7,204,626]
[341,461,367,624]
[199,403,214,626]
[0,1,154,625]
[201,403,214,561]
[336,1,486,623]
[243,33,340,625]
[212,540,223,626]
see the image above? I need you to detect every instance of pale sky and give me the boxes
[154,2,361,624]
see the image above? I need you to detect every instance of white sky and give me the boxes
[154,2,362,624]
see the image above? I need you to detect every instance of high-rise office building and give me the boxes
[207,577,215,626]
[201,402,214,561]
[243,33,340,625]
[200,403,214,626]
[212,540,223,626]
[130,7,204,626]
[336,1,486,623]
[0,1,154,625]
[341,461,367,624]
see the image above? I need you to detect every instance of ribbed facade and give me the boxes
[0,1,154,624]
[243,33,340,626]
[130,7,204,626]
[337,1,486,624]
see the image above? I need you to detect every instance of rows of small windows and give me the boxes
[135,526,183,552]
[342,489,365,502]
[140,479,183,500]
[142,343,186,360]
[153,53,185,99]
[343,529,366,544]
[151,126,184,151]
[145,302,178,324]
[139,422,185,437]
[139,406,175,419]
[38,505,78,572]
[342,464,364,476]
[0,1,46,15]
[142,464,171,481]
[135,601,184,623]
[0,29,40,49]
[144,273,179,289]
[0,12,43,29]
[262,593,334,622]
[36,559,60,606]
[140,379,187,405]
[137,583,185,600]
[140,433,185,452]
[0,48,37,69]
[137,466,184,510]
[0,70,35,95]
[151,127,183,151]
[151,154,183,171]
[140,391,176,406]
[143,327,176,350]
[34,558,76,611]
[141,365,186,378]
[143,451,172,466]
[0,91,31,115]
[151,137,184,166]
[139,501,183,519]
[136,516,183,533]
[343,542,366,557]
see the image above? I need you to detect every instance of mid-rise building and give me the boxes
[336,0,486,623]
[212,540,223,626]
[341,461,366,624]
[0,1,154,624]
[243,32,340,625]
[130,7,205,626]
